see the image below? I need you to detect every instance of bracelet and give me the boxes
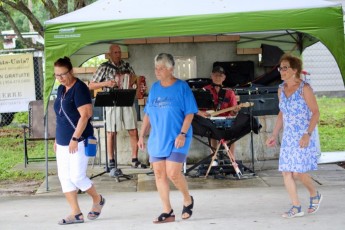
[180,132,186,136]
[71,137,79,142]
[304,131,312,136]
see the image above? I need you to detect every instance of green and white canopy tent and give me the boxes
[42,0,345,190]
[44,0,345,103]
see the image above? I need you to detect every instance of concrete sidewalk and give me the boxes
[1,161,345,230]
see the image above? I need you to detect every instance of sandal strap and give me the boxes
[92,195,105,209]
[59,213,84,225]
[309,192,322,209]
[88,195,106,220]
[182,196,194,216]
[287,206,301,217]
[158,209,174,221]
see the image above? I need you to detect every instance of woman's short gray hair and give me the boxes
[154,53,175,69]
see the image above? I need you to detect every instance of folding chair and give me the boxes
[22,100,56,167]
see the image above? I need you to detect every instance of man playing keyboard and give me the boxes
[197,66,241,158]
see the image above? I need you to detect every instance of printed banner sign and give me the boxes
[0,53,36,113]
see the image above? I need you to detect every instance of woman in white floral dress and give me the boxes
[266,54,322,218]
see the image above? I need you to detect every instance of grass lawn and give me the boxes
[317,96,345,151]
[0,96,344,182]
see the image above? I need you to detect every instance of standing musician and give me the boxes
[197,66,241,157]
[89,44,146,171]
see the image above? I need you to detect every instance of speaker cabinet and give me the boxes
[213,61,254,87]
[239,93,279,116]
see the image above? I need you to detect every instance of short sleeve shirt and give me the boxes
[144,79,198,157]
[54,79,94,146]
[92,60,135,91]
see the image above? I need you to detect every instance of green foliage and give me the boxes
[13,112,28,124]
[0,127,54,181]
[317,96,345,152]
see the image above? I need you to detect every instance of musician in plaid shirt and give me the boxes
[89,44,146,171]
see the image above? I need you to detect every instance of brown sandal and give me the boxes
[58,213,84,225]
[153,209,175,224]
[87,195,106,220]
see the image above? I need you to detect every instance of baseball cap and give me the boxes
[212,66,225,74]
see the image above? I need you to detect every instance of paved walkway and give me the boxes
[1,161,345,230]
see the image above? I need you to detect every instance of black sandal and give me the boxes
[153,209,175,224]
[182,196,194,220]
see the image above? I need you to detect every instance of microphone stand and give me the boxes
[248,88,256,175]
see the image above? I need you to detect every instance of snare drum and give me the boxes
[209,117,235,129]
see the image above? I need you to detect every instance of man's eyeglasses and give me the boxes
[54,70,70,78]
[277,66,291,72]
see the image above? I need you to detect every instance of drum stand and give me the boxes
[205,139,243,178]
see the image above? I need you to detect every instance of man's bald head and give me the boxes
[108,44,122,65]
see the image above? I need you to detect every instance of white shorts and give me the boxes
[56,142,93,193]
[105,106,137,132]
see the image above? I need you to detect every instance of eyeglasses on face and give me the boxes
[277,66,291,72]
[155,66,168,72]
[54,70,70,78]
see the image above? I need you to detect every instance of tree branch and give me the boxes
[74,0,86,10]
[0,5,43,50]
[1,0,44,36]
[40,0,59,18]
[58,0,68,16]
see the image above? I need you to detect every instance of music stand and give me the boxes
[192,90,214,110]
[94,89,136,182]
[186,90,216,174]
[238,88,267,174]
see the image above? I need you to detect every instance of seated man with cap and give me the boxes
[197,66,240,159]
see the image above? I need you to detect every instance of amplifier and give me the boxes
[213,61,254,87]
[239,93,279,116]
[234,86,278,95]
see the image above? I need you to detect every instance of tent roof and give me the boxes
[44,0,345,103]
[45,0,340,24]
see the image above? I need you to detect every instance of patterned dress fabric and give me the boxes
[278,81,318,173]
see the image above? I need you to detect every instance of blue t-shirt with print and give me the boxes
[144,79,198,157]
[54,79,94,146]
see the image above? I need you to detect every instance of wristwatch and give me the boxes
[304,131,312,136]
[71,137,79,141]
[180,132,186,136]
